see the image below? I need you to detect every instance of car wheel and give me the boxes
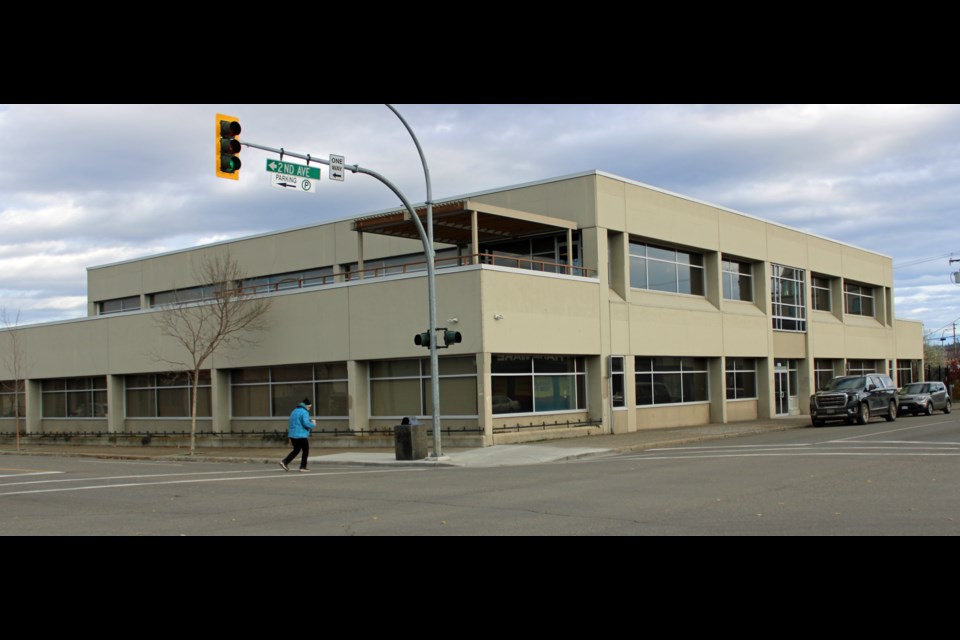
[946,400,953,415]
[857,402,871,425]
[924,402,934,416]
[885,401,897,422]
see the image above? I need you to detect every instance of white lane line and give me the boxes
[0,468,267,488]
[0,468,424,497]
[0,471,64,479]
[615,451,960,462]
[647,444,812,452]
[825,420,957,443]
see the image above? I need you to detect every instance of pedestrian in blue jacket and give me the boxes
[280,398,316,472]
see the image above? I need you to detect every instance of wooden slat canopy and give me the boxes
[352,199,577,246]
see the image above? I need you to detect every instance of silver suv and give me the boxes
[810,374,898,427]
[897,381,952,416]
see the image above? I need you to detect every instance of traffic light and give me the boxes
[414,332,431,347]
[415,329,461,349]
[216,113,242,180]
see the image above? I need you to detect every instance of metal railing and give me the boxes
[492,418,601,434]
[240,253,596,296]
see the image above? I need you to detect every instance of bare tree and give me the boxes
[154,252,272,453]
[1,307,27,451]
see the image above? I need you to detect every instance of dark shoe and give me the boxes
[279,461,289,471]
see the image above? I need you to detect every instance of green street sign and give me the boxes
[265,159,321,180]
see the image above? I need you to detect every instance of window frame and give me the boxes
[635,357,710,407]
[629,240,706,296]
[491,355,587,416]
[721,258,754,302]
[725,358,757,400]
[844,282,876,317]
[811,275,833,312]
[771,264,807,332]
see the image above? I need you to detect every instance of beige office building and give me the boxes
[0,171,925,447]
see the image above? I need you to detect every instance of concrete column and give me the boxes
[477,352,493,446]
[25,379,41,434]
[107,374,124,433]
[211,368,231,434]
[607,230,628,299]
[347,360,369,433]
[471,210,479,265]
[357,231,364,276]
[566,228,574,274]
[757,357,774,419]
[710,357,727,424]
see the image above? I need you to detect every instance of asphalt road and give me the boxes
[2,411,959,535]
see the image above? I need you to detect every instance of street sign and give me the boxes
[266,159,320,194]
[266,159,320,179]
[330,154,344,181]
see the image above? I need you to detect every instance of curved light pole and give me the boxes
[385,104,443,458]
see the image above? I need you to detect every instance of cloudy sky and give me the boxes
[1,104,958,342]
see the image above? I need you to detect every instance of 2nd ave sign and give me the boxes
[266,159,320,194]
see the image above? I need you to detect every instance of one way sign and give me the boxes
[329,154,344,181]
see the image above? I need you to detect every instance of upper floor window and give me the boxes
[722,258,753,302]
[629,241,704,296]
[98,295,141,315]
[811,275,833,312]
[844,282,875,317]
[771,264,806,332]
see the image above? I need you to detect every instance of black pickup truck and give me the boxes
[809,374,898,427]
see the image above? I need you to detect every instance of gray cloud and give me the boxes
[1,104,958,340]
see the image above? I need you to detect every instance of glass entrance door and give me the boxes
[774,369,789,415]
[774,359,799,415]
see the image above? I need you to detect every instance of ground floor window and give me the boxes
[41,376,107,418]
[896,359,921,387]
[636,357,709,406]
[232,363,348,418]
[846,359,877,376]
[491,355,586,414]
[725,358,757,400]
[814,359,839,391]
[126,372,212,418]
[610,356,626,409]
[370,357,477,417]
[1,380,25,417]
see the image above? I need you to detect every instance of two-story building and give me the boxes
[0,171,925,447]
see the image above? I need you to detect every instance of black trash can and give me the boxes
[394,417,428,460]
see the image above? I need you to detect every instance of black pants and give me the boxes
[283,438,310,469]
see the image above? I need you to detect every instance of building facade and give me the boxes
[0,171,925,446]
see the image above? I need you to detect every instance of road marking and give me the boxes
[0,471,64,479]
[824,419,957,443]
[614,451,960,462]
[0,468,265,488]
[0,467,424,497]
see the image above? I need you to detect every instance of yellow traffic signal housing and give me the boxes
[216,113,242,180]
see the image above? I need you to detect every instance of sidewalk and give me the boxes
[0,417,810,468]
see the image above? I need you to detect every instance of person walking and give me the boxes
[280,397,316,472]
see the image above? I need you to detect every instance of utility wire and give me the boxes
[894,252,957,269]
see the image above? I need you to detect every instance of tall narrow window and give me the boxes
[610,356,626,409]
[722,259,753,302]
[811,276,833,312]
[771,264,806,332]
